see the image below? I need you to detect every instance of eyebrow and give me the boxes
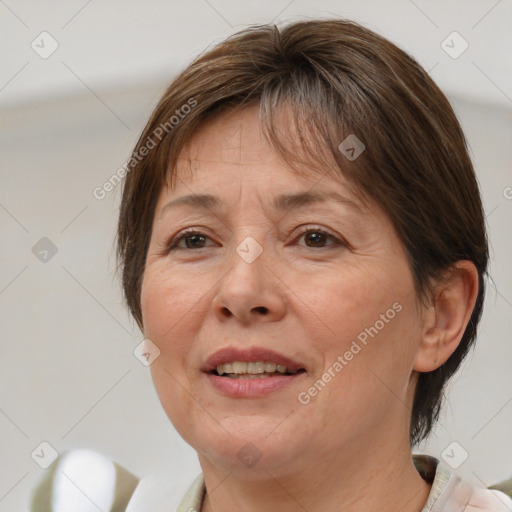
[159,191,363,218]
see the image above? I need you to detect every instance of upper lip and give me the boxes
[201,346,307,373]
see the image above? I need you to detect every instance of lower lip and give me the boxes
[205,372,306,397]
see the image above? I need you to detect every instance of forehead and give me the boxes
[153,107,395,246]
[167,106,364,206]
[178,106,283,169]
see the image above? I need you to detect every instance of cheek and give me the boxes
[306,278,421,437]
[141,268,204,435]
[306,267,400,340]
[304,262,420,378]
[141,266,206,343]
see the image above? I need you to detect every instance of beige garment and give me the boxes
[174,455,512,512]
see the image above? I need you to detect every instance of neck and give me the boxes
[199,435,430,512]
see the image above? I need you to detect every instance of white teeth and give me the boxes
[247,362,265,373]
[215,360,298,376]
[264,362,277,372]
[234,374,270,379]
[232,362,247,374]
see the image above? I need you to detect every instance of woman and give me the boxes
[117,18,511,512]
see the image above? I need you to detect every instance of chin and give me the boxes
[186,416,307,474]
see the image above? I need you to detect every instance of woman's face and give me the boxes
[141,107,426,475]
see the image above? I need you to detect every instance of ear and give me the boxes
[413,261,479,373]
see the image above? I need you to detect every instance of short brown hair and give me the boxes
[117,18,488,445]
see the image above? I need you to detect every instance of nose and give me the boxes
[211,240,287,325]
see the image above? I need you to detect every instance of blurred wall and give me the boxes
[1,1,511,511]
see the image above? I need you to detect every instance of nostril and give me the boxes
[253,306,268,314]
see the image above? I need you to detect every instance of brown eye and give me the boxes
[168,230,214,251]
[303,231,328,247]
[181,233,207,248]
[296,228,342,249]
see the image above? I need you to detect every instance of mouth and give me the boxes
[211,361,307,379]
[202,346,307,397]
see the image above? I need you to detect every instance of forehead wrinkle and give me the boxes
[219,123,243,164]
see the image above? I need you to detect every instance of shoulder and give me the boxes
[413,454,512,512]
[465,486,512,511]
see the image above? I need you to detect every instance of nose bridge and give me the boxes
[225,231,269,294]
[228,192,272,267]
[235,233,265,265]
[212,230,286,323]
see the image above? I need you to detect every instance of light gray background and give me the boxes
[1,1,511,511]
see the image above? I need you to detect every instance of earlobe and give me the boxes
[413,261,479,373]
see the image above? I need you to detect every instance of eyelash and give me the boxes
[165,226,346,252]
